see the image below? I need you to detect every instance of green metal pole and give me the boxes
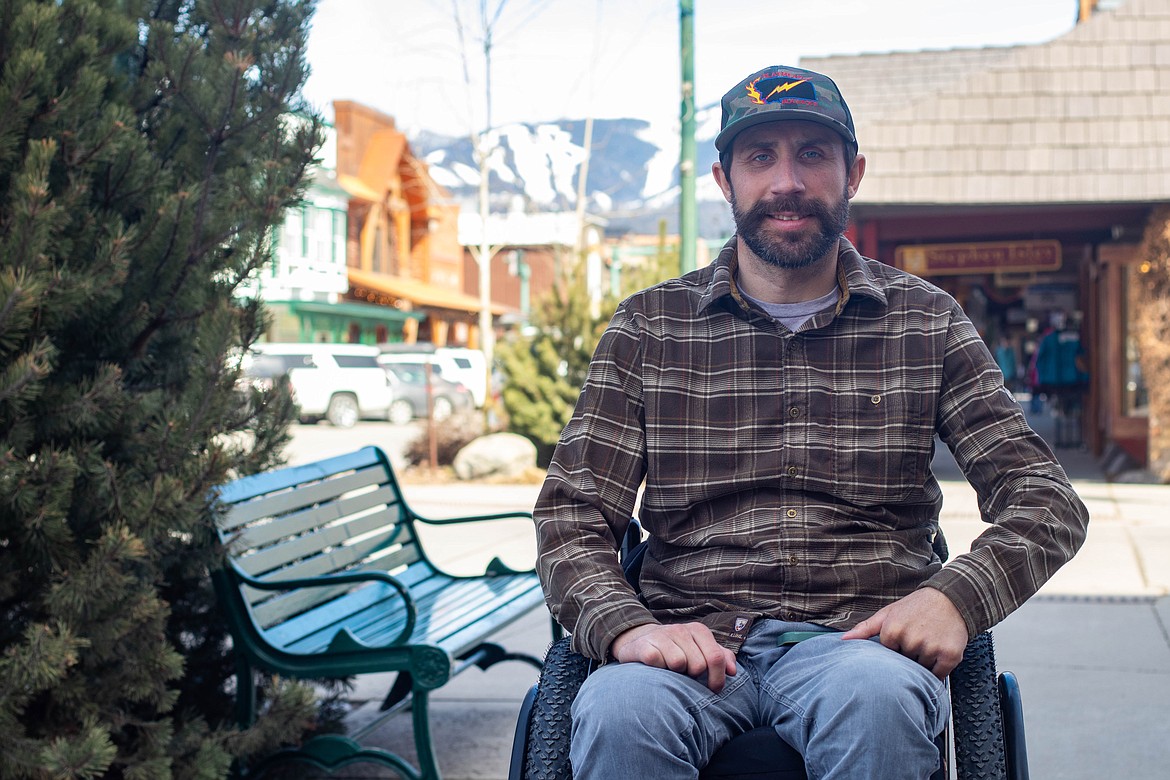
[519,259,530,317]
[679,0,697,274]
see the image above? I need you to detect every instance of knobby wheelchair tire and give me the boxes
[950,631,1009,780]
[522,637,590,780]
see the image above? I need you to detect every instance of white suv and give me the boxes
[245,343,393,427]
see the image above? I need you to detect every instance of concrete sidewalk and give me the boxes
[336,407,1170,779]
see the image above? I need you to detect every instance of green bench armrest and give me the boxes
[223,559,418,648]
[410,509,533,526]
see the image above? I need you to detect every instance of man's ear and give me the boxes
[846,153,866,199]
[712,161,733,204]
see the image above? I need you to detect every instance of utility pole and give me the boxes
[679,0,697,274]
[477,1,498,405]
[450,0,555,421]
[477,136,493,385]
[450,0,511,410]
[575,114,596,316]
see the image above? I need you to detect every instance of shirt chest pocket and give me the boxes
[829,387,935,505]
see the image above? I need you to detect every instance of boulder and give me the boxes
[453,432,537,480]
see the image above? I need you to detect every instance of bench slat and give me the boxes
[359,576,543,649]
[236,502,413,577]
[438,583,547,654]
[272,574,544,656]
[216,448,384,508]
[267,566,477,648]
[245,532,404,617]
[223,464,391,529]
[260,564,445,646]
[245,541,431,626]
[232,484,405,550]
[263,567,519,650]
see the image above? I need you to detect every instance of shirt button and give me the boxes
[871,394,882,405]
[787,466,798,477]
[786,509,798,518]
[789,407,801,418]
[788,555,799,565]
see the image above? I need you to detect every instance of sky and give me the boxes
[302,0,1082,139]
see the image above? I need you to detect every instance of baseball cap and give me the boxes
[715,65,857,154]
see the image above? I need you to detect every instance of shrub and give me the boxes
[404,410,486,468]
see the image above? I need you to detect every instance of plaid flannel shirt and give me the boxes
[534,237,1089,662]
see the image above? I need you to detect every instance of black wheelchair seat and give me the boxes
[700,726,805,779]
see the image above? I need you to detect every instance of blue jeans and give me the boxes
[570,620,949,780]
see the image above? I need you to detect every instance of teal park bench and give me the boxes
[211,445,557,779]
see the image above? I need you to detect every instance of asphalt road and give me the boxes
[283,419,425,469]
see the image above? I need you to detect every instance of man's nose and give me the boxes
[768,155,805,196]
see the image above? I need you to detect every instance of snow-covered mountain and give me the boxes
[413,103,736,238]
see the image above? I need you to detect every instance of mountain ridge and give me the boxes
[412,104,736,238]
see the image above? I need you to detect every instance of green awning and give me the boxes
[288,300,424,324]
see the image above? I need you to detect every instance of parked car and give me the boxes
[431,347,488,407]
[244,343,393,427]
[378,345,489,407]
[382,361,475,424]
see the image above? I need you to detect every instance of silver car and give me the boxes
[383,361,475,424]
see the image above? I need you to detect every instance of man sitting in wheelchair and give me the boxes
[533,65,1088,779]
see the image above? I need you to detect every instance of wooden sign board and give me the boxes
[896,240,1062,276]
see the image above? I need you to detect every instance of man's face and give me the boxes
[713,121,864,270]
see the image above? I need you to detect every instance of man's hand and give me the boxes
[610,622,738,692]
[841,587,969,678]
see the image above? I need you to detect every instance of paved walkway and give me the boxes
[317,406,1170,779]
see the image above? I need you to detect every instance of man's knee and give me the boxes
[766,639,947,779]
[570,664,728,779]
[812,639,948,730]
[572,664,710,738]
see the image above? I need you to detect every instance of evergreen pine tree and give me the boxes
[497,236,682,463]
[0,1,322,776]
[496,264,604,463]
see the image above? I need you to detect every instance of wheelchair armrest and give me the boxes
[999,671,1030,780]
[509,684,540,780]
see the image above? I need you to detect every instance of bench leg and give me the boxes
[381,670,415,712]
[367,673,451,780]
[235,656,257,728]
[411,687,443,780]
[367,644,545,780]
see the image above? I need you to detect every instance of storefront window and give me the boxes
[1122,265,1149,417]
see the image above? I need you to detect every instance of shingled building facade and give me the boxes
[810,0,1170,471]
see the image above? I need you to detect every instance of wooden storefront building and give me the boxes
[810,0,1170,467]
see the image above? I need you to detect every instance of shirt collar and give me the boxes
[697,235,889,316]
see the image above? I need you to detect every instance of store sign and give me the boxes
[1024,283,1078,312]
[895,240,1062,276]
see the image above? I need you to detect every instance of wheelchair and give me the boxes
[509,523,1030,780]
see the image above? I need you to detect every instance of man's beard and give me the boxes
[731,187,851,270]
